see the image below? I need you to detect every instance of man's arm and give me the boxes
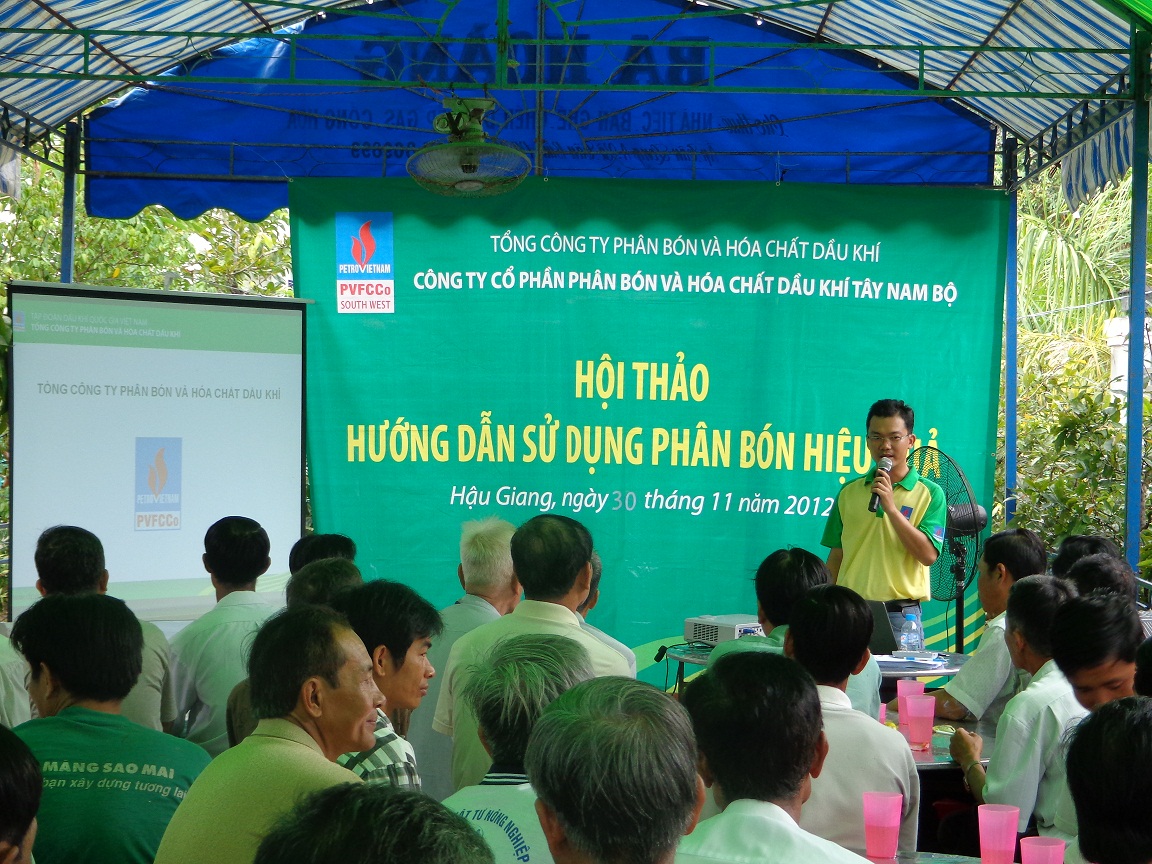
[872,471,940,566]
[827,548,843,582]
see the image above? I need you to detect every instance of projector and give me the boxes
[685,614,763,646]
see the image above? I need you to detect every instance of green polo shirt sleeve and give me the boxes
[821,488,845,549]
[918,477,947,552]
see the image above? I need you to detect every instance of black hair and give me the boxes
[288,533,357,575]
[866,399,914,433]
[754,547,830,628]
[34,525,105,594]
[286,558,363,608]
[255,784,493,864]
[1052,535,1123,579]
[1005,574,1077,659]
[1135,637,1152,697]
[0,725,41,848]
[11,593,142,702]
[248,605,350,719]
[203,516,270,586]
[510,515,593,601]
[329,581,442,669]
[982,528,1047,581]
[1067,697,1152,864]
[1064,554,1137,600]
[789,585,873,684]
[1052,592,1143,677]
[682,651,822,803]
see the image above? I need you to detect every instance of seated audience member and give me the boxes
[0,723,40,864]
[287,533,357,575]
[678,652,868,863]
[408,517,520,801]
[578,551,637,676]
[11,594,210,864]
[786,585,919,854]
[948,575,1083,846]
[34,525,176,731]
[1046,591,1143,862]
[436,515,632,792]
[171,516,277,755]
[330,581,441,787]
[1066,697,1152,864]
[255,784,493,864]
[1136,637,1152,696]
[227,557,365,747]
[1063,553,1138,599]
[1050,534,1123,579]
[444,635,594,863]
[154,606,382,864]
[526,677,703,864]
[709,547,881,718]
[0,635,29,730]
[898,528,1043,739]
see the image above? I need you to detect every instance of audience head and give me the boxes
[1005,574,1077,666]
[1067,696,1152,864]
[526,677,701,864]
[682,652,825,808]
[247,605,382,760]
[1064,553,1138,600]
[33,525,106,595]
[11,593,142,715]
[1052,592,1142,710]
[0,725,41,864]
[753,547,830,629]
[786,585,872,685]
[286,558,363,608]
[460,518,518,605]
[577,551,603,616]
[977,528,1047,618]
[1052,534,1123,579]
[255,784,493,864]
[462,634,594,769]
[330,581,442,713]
[203,516,271,587]
[1137,638,1152,697]
[510,515,593,602]
[288,533,357,575]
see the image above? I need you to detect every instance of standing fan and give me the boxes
[908,446,988,652]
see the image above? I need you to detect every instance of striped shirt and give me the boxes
[338,709,421,790]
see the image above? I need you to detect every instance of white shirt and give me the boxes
[983,660,1087,833]
[121,621,177,731]
[675,799,871,864]
[434,599,632,791]
[944,612,1026,740]
[171,591,277,756]
[407,594,501,801]
[444,773,552,864]
[0,634,31,729]
[580,619,637,677]
[801,685,920,854]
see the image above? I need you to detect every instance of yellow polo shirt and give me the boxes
[821,465,946,601]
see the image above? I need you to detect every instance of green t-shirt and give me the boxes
[15,706,211,864]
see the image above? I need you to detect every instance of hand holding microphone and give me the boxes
[868,456,894,512]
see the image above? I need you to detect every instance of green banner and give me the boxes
[291,177,1007,675]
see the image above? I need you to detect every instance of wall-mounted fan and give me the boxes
[407,97,531,197]
[909,446,988,652]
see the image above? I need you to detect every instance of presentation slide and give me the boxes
[8,282,305,620]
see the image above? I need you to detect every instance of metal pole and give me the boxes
[60,121,79,283]
[1125,28,1150,572]
[1004,137,1019,524]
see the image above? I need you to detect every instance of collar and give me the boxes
[1030,658,1061,684]
[510,599,583,627]
[815,684,853,709]
[457,594,500,615]
[721,798,797,826]
[480,764,529,785]
[864,462,921,491]
[215,590,272,608]
[250,717,328,756]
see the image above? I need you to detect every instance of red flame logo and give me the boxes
[147,448,168,497]
[351,221,376,267]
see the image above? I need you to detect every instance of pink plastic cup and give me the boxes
[905,695,935,751]
[896,679,925,726]
[1019,836,1066,864]
[878,703,887,724]
[978,803,1020,864]
[862,791,902,859]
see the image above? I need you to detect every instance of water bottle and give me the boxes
[898,613,923,652]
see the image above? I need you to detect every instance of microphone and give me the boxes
[868,457,894,513]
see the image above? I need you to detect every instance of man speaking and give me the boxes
[821,399,946,639]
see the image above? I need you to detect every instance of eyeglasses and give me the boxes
[866,434,911,444]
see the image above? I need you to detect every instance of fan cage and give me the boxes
[407,138,531,197]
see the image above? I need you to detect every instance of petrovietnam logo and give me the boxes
[147,447,168,497]
[352,221,376,267]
